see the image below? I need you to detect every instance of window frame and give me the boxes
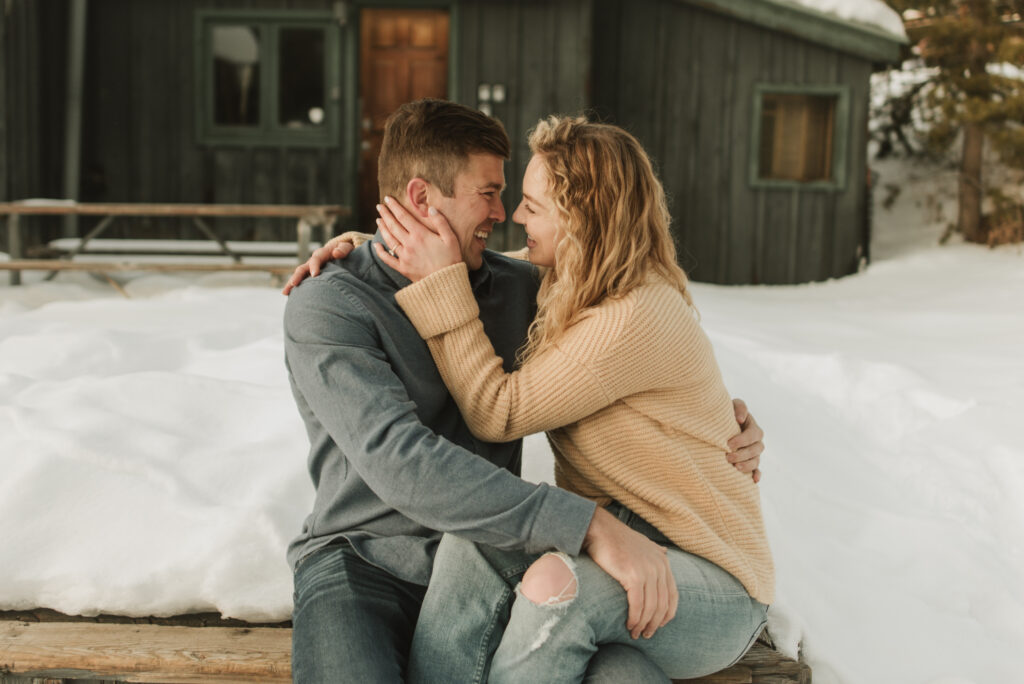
[194,10,342,147]
[748,83,850,192]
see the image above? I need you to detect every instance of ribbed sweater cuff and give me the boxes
[394,263,480,338]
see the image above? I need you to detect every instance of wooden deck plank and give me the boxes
[1,621,290,683]
[1,618,808,683]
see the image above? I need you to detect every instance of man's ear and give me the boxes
[405,178,432,218]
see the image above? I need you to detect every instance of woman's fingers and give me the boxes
[373,241,400,268]
[377,219,399,255]
[281,262,311,295]
[425,206,459,244]
[373,198,462,280]
[380,195,429,239]
[281,236,359,295]
[281,246,331,294]
[377,203,409,245]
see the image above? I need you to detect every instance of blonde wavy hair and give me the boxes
[519,115,693,363]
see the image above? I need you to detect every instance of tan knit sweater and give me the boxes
[395,263,774,604]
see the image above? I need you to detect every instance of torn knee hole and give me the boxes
[521,552,578,606]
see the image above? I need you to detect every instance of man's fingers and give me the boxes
[731,459,758,475]
[752,468,762,484]
[727,416,763,452]
[727,440,764,462]
[629,580,651,639]
[634,579,658,640]
[642,574,667,639]
[732,398,749,425]
[625,584,644,637]
[728,445,762,474]
[647,556,677,636]
[662,571,679,628]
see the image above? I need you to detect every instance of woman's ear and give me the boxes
[405,178,432,217]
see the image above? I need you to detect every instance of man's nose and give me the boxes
[491,197,507,223]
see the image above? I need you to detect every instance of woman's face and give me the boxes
[512,154,561,268]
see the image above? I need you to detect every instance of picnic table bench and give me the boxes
[0,201,350,286]
[0,609,810,683]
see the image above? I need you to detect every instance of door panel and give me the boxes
[359,8,450,224]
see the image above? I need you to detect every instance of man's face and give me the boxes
[426,153,506,270]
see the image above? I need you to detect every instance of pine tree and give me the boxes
[884,1,1024,243]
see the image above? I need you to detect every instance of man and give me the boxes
[283,99,763,682]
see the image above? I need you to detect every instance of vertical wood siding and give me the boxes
[594,0,871,284]
[0,2,7,210]
[3,0,69,248]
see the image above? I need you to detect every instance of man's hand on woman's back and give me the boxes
[728,399,764,483]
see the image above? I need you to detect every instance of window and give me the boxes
[196,11,341,146]
[750,84,849,190]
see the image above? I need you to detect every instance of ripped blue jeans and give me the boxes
[408,503,768,684]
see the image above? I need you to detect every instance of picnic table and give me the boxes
[0,200,350,285]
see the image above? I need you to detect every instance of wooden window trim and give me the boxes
[748,83,850,192]
[194,10,342,148]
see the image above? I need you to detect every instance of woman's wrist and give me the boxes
[394,263,479,338]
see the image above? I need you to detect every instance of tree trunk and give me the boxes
[958,122,985,243]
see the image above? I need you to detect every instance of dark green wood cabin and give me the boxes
[0,0,904,284]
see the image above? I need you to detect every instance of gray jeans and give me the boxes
[409,504,768,683]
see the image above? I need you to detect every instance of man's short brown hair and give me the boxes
[377,99,511,200]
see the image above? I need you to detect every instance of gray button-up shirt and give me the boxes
[284,235,596,585]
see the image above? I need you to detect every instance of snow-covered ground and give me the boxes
[1,154,1021,684]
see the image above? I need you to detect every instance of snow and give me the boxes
[778,0,907,42]
[1,154,1022,683]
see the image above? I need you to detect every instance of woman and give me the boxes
[361,115,774,683]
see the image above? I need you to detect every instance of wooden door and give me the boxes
[359,8,449,224]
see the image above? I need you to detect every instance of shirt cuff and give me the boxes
[394,263,480,339]
[530,485,597,556]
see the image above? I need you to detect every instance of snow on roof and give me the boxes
[783,0,908,42]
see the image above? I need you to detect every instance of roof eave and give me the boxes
[682,0,908,64]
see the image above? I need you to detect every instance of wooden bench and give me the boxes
[0,610,810,683]
[1,201,350,286]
